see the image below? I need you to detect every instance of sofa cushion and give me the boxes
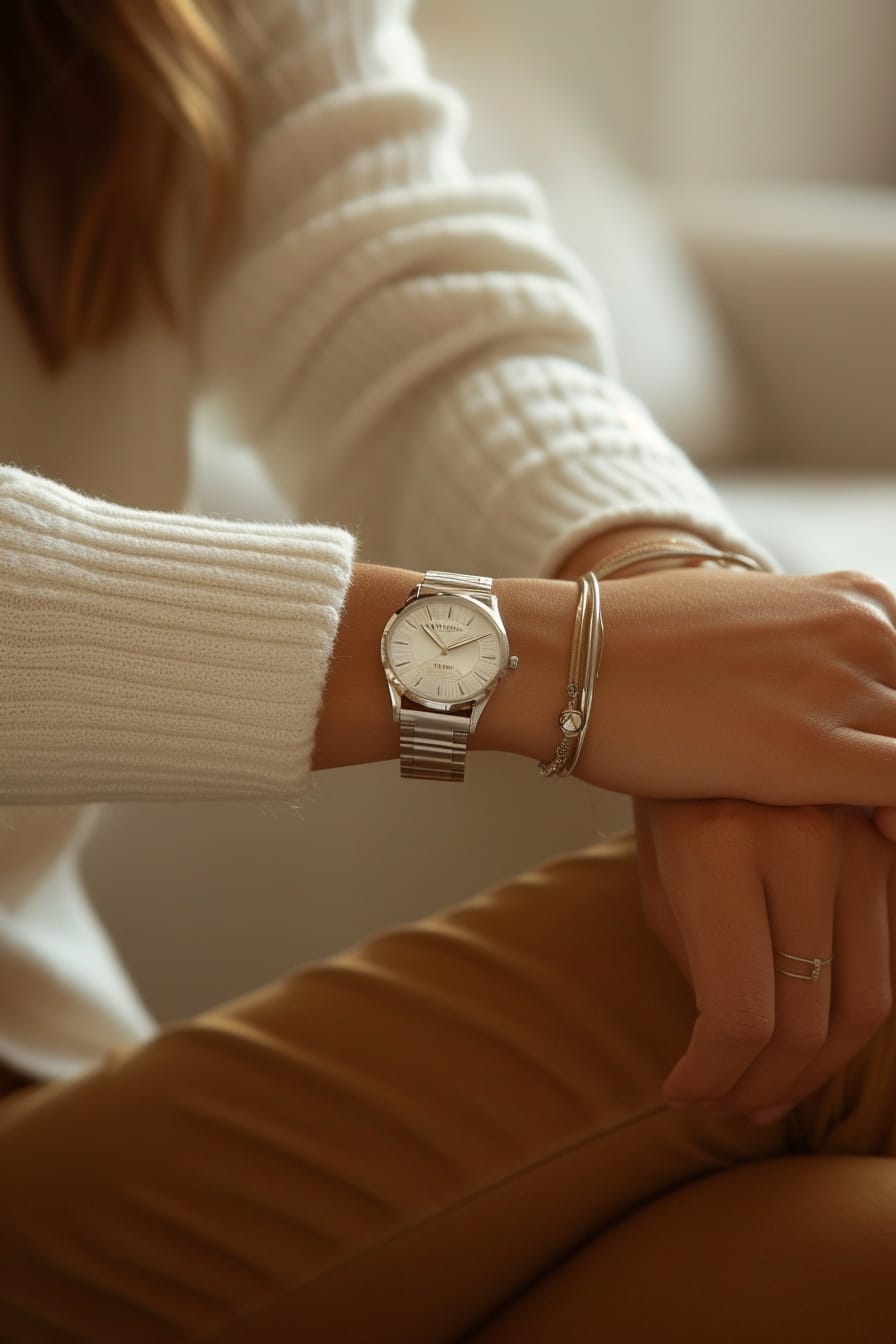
[714,470,896,585]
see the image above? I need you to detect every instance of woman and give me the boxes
[2,1,896,1339]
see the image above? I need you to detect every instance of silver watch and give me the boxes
[381,570,518,781]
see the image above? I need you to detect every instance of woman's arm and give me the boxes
[312,551,896,810]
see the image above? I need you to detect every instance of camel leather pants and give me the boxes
[2,833,896,1343]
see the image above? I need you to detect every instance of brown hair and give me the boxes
[0,0,246,370]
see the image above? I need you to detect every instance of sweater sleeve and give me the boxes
[0,466,355,803]
[195,0,774,576]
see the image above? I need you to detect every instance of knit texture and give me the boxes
[198,0,771,576]
[0,468,354,803]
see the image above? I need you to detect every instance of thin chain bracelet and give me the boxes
[593,540,766,580]
[538,571,604,779]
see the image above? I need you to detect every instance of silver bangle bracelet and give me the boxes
[593,540,765,580]
[538,571,604,779]
[537,542,764,781]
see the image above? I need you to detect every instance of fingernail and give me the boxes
[748,1104,794,1126]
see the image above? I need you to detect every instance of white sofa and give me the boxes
[81,0,896,1025]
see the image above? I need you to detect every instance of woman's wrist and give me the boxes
[312,562,417,771]
[313,564,579,772]
[472,575,579,762]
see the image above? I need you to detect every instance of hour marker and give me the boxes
[482,654,496,661]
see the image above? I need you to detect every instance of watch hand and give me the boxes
[442,633,484,652]
[421,625,448,654]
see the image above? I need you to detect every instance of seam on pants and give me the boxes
[192,1100,670,1343]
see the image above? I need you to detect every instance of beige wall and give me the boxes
[421,0,896,183]
[653,0,896,183]
[419,0,663,173]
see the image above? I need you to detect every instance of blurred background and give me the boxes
[84,0,896,1024]
[438,0,896,183]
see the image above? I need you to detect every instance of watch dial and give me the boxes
[386,598,503,705]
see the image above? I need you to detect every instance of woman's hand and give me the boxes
[573,566,896,808]
[633,796,896,1120]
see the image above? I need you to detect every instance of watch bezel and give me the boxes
[381,591,511,713]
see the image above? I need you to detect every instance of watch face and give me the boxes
[382,594,508,710]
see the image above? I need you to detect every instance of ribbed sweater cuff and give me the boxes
[395,356,779,577]
[0,468,356,803]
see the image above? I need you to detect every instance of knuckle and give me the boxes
[838,802,871,835]
[853,571,894,608]
[785,804,835,843]
[710,1009,775,1051]
[688,799,758,851]
[826,571,894,644]
[828,568,891,603]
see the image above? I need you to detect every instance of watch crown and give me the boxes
[509,656,519,670]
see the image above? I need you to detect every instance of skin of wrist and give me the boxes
[312,562,418,772]
[471,575,579,763]
[482,524,745,773]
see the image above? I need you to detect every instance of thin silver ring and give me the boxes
[774,951,833,984]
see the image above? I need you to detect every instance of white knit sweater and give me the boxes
[0,0,769,1080]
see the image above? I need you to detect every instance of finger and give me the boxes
[761,821,893,1111]
[716,846,836,1114]
[632,805,692,987]
[702,807,840,1115]
[658,847,774,1105]
[839,726,896,810]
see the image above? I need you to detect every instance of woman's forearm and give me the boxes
[312,542,896,811]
